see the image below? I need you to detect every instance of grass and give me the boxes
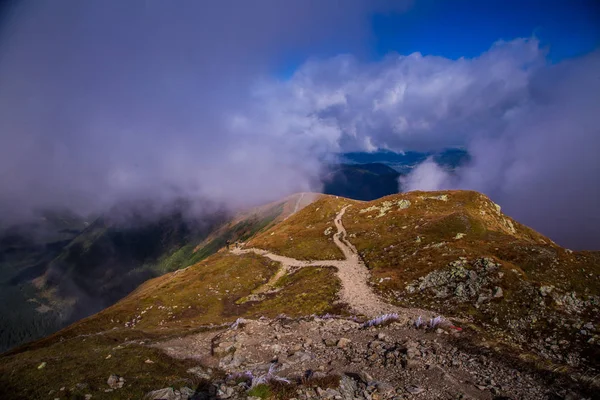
[0,332,201,400]
[247,384,272,398]
[0,246,345,399]
[247,267,345,318]
[2,189,599,398]
[248,196,358,260]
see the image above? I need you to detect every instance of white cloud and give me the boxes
[251,38,544,153]
[399,158,453,191]
[248,39,600,249]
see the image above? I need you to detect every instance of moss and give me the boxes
[247,384,272,399]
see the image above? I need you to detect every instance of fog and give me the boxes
[0,1,598,249]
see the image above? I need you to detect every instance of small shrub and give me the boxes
[414,315,423,328]
[429,316,444,328]
[362,313,399,328]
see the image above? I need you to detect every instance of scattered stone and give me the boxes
[144,387,178,400]
[187,366,212,380]
[406,385,424,394]
[37,362,46,370]
[493,287,504,298]
[145,358,154,364]
[107,374,125,389]
[337,338,351,348]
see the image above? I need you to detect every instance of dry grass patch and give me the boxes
[248,196,359,260]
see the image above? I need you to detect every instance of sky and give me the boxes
[0,0,599,249]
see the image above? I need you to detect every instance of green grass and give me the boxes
[247,384,272,399]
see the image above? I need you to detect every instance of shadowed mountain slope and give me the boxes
[322,163,400,201]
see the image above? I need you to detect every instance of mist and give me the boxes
[1,2,599,250]
[248,38,599,250]
[0,0,410,225]
[400,52,600,250]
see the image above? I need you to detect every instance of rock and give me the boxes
[145,359,154,364]
[214,341,235,356]
[217,384,235,398]
[187,366,212,380]
[405,385,424,394]
[317,387,341,399]
[539,285,554,297]
[493,287,504,298]
[324,338,337,347]
[230,353,246,368]
[339,375,358,399]
[375,381,395,396]
[144,387,178,400]
[85,395,92,400]
[376,333,387,341]
[180,387,194,398]
[356,371,374,385]
[37,362,46,370]
[337,338,351,348]
[107,374,124,389]
[271,344,282,353]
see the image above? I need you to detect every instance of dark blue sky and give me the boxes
[372,0,599,61]
[275,0,600,77]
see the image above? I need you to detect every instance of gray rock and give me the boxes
[145,387,178,400]
[339,375,358,400]
[217,384,235,399]
[494,287,504,298]
[375,381,395,395]
[405,385,424,394]
[107,374,124,389]
[187,366,212,380]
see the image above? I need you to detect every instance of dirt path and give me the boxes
[291,192,305,214]
[232,206,432,321]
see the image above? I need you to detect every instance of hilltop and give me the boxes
[1,191,598,400]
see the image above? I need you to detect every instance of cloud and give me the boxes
[399,158,453,191]
[0,0,410,223]
[252,38,543,153]
[396,51,600,249]
[251,39,600,249]
[0,2,598,250]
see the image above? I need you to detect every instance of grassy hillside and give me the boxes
[1,190,598,399]
[0,193,320,353]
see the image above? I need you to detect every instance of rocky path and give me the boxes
[232,206,431,320]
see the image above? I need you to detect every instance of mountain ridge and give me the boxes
[1,190,598,399]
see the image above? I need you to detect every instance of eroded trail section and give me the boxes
[233,206,432,320]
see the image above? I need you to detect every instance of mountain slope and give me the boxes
[1,191,598,400]
[0,193,320,353]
